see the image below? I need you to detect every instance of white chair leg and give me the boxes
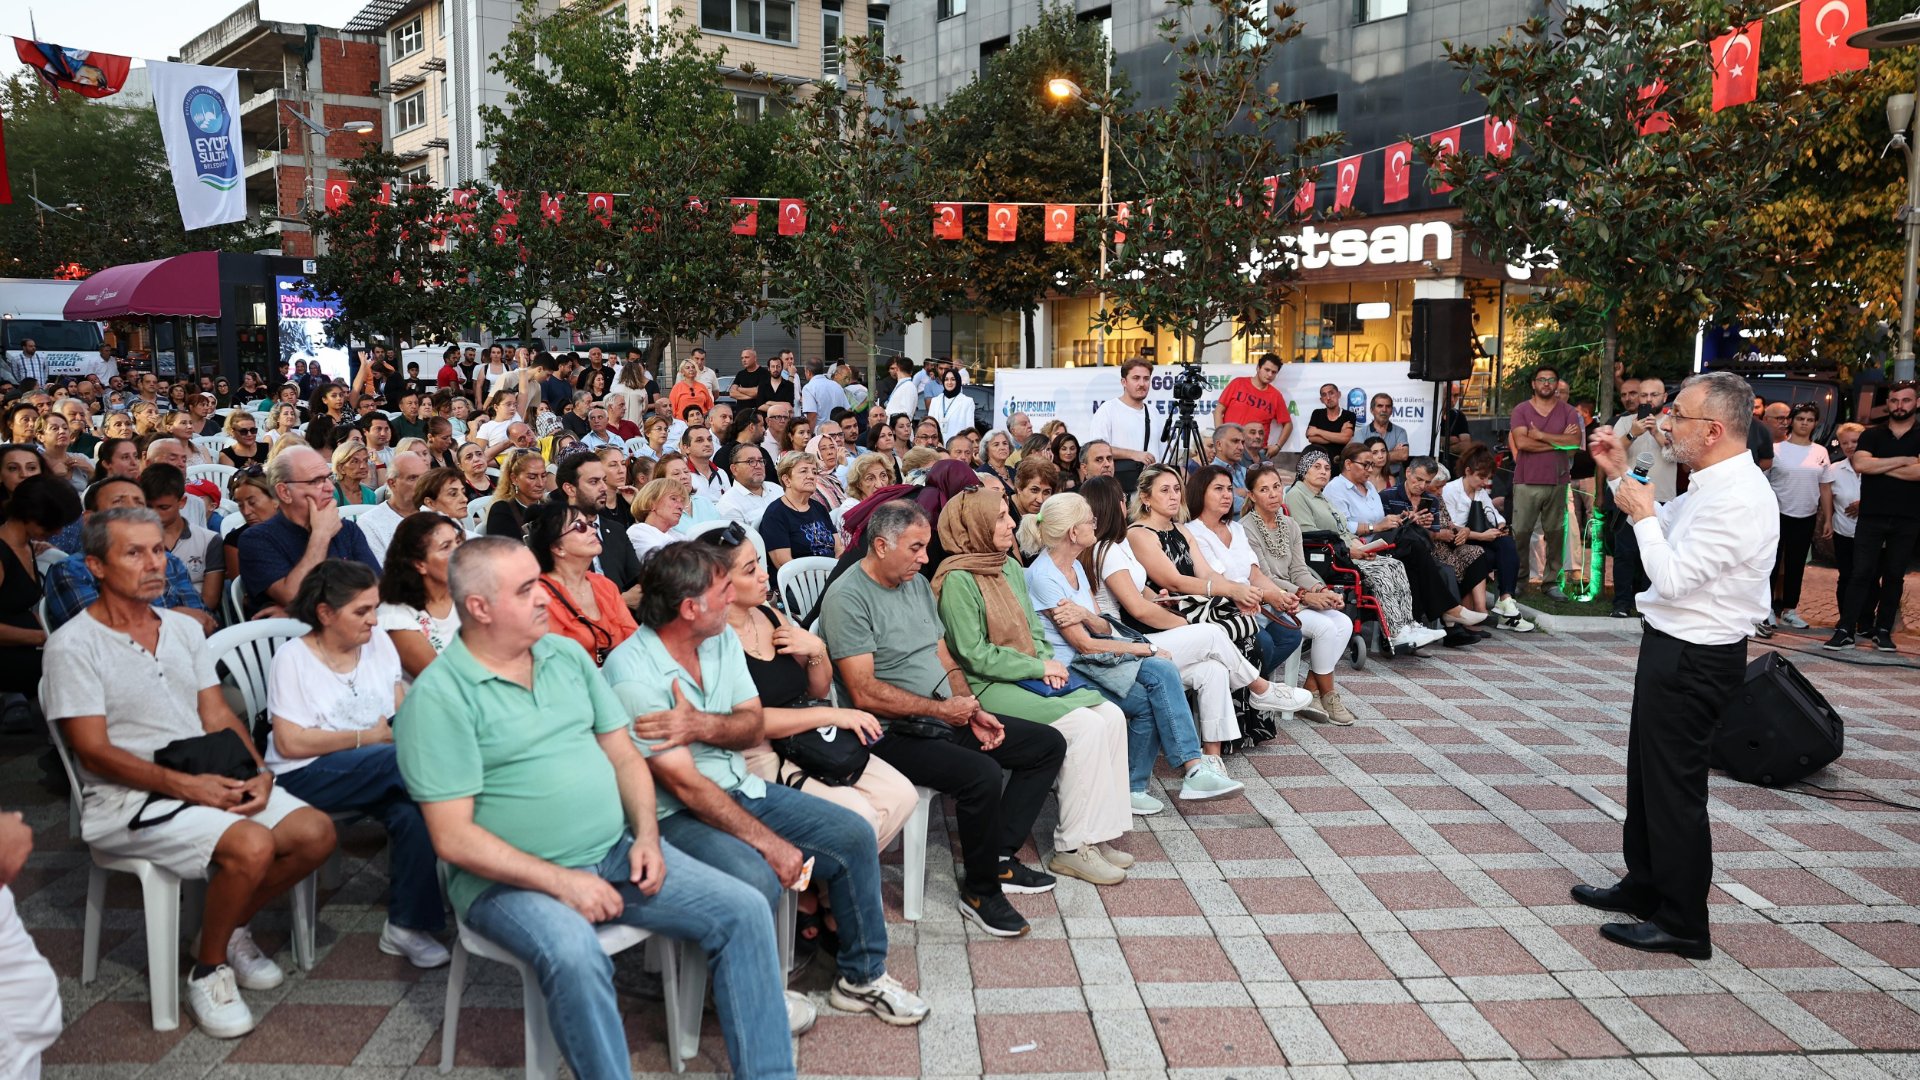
[902,787,934,922]
[678,947,707,1060]
[521,965,561,1080]
[82,863,107,985]
[777,890,797,980]
[1280,650,1303,722]
[137,865,182,1032]
[654,937,689,1072]
[438,941,467,1074]
[290,874,317,972]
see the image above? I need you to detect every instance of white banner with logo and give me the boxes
[991,362,1439,456]
[150,61,245,231]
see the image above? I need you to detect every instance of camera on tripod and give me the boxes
[1159,358,1206,465]
[1170,360,1207,406]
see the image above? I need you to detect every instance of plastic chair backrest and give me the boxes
[337,502,381,522]
[35,547,69,575]
[186,463,237,491]
[777,556,837,618]
[466,496,493,533]
[222,577,245,628]
[206,619,312,750]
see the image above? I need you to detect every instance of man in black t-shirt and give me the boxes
[728,348,771,406]
[1827,381,1920,652]
[764,349,797,408]
[1304,382,1356,451]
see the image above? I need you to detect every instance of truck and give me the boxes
[0,278,108,383]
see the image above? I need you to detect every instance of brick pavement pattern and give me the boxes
[9,625,1920,1079]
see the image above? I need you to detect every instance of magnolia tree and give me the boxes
[1097,0,1341,365]
[304,148,458,348]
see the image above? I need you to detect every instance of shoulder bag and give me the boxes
[770,698,871,787]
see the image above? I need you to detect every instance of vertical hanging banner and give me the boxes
[778,199,807,235]
[1262,175,1279,212]
[1712,22,1763,111]
[1113,202,1130,245]
[1802,0,1869,81]
[731,198,759,235]
[1044,204,1075,242]
[987,203,1018,241]
[1383,142,1411,204]
[541,191,565,223]
[1484,116,1516,159]
[933,202,963,239]
[495,189,519,225]
[1426,126,1462,193]
[324,178,350,212]
[148,61,245,230]
[1332,156,1361,212]
[0,110,9,205]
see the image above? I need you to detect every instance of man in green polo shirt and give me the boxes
[394,537,795,1080]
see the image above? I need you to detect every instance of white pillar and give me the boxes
[904,316,933,361]
[1413,277,1465,300]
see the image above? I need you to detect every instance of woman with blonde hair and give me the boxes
[762,451,842,567]
[651,451,722,534]
[669,358,714,421]
[934,486,1134,887]
[266,432,311,462]
[483,447,550,538]
[330,441,377,505]
[264,402,302,444]
[220,409,268,467]
[624,477,689,562]
[835,451,895,543]
[1021,492,1243,804]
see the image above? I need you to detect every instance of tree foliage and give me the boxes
[768,35,961,385]
[0,72,265,278]
[1432,0,1844,416]
[303,148,458,346]
[1097,0,1338,364]
[925,3,1123,365]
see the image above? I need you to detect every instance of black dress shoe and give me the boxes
[1441,625,1479,648]
[1570,883,1655,919]
[1599,920,1711,960]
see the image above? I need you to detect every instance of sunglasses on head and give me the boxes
[705,521,750,549]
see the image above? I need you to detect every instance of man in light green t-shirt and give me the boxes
[394,537,794,1080]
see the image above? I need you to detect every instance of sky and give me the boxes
[1,0,368,72]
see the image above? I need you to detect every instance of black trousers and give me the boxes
[1612,519,1648,614]
[870,716,1065,896]
[1617,626,1747,943]
[1832,534,1879,632]
[1388,527,1458,620]
[1842,516,1919,634]
[1772,513,1817,612]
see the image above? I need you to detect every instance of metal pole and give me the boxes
[1900,59,1920,382]
[1096,40,1112,367]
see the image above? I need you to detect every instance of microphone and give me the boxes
[1629,451,1655,484]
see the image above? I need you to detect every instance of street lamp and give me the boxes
[282,105,377,231]
[1046,76,1113,365]
[1850,13,1920,380]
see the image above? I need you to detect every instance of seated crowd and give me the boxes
[4,346,1544,1080]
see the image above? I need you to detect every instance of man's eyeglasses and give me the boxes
[1665,410,1719,427]
[291,474,332,488]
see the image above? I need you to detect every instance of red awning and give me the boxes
[63,251,222,321]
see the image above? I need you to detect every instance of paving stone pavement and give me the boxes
[8,625,1920,1079]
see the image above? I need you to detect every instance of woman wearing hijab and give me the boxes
[928,368,975,443]
[933,487,1134,887]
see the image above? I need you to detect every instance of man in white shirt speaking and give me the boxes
[1575,371,1777,961]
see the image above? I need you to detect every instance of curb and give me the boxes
[1516,603,1632,635]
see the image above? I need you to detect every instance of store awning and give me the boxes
[63,251,222,321]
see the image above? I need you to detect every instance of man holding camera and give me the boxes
[1089,358,1167,493]
[1609,378,1676,618]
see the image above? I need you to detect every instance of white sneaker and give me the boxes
[1248,682,1313,714]
[787,990,818,1036]
[1779,609,1809,629]
[379,921,451,969]
[225,926,284,991]
[1492,596,1521,618]
[186,964,256,1038]
[1129,791,1164,815]
[1179,760,1245,801]
[1443,607,1487,627]
[1394,625,1445,649]
[829,971,931,1026]
[1498,615,1536,633]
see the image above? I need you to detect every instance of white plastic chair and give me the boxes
[775,556,836,619]
[336,502,381,523]
[466,495,494,534]
[34,547,68,575]
[900,786,937,921]
[187,462,237,491]
[206,619,311,744]
[221,577,245,628]
[219,513,247,539]
[190,436,231,462]
[438,882,695,1076]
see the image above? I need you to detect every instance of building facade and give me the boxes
[179,1,387,258]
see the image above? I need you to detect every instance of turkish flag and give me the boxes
[1427,126,1462,193]
[449,188,477,233]
[987,203,1018,242]
[778,199,806,235]
[1114,202,1129,245]
[878,200,896,238]
[1292,176,1315,215]
[540,191,564,223]
[496,190,519,226]
[492,223,510,246]
[324,178,350,213]
[1711,21,1763,111]
[933,202,963,239]
[587,193,613,227]
[688,197,705,214]
[731,198,758,235]
[1383,141,1411,203]
[1331,156,1361,212]
[374,182,393,205]
[1802,0,1869,81]
[1637,83,1673,134]
[1484,116,1516,159]
[1044,204,1075,242]
[1263,175,1279,212]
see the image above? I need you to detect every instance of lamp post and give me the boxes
[1048,65,1112,365]
[1850,15,1920,381]
[282,106,376,256]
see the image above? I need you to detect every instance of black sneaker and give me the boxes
[1823,630,1856,651]
[1441,625,1479,648]
[995,859,1056,894]
[1874,631,1898,653]
[957,891,1030,937]
[1609,609,1637,619]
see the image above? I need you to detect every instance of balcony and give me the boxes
[422,56,445,71]
[378,72,425,94]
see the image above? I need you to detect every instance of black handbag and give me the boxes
[884,715,958,742]
[128,729,260,830]
[771,698,871,787]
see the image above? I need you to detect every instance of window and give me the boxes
[868,16,885,45]
[1239,0,1267,48]
[938,0,965,20]
[1319,303,1363,335]
[438,0,446,36]
[394,90,427,133]
[391,17,424,60]
[702,0,794,41]
[403,165,430,184]
[734,91,764,123]
[823,6,841,73]
[979,35,1008,63]
[1358,0,1406,22]
[1297,95,1338,158]
[440,76,448,115]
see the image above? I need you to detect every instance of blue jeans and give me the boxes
[275,744,443,933]
[1253,616,1302,677]
[463,833,792,1080]
[1113,655,1203,792]
[656,783,887,984]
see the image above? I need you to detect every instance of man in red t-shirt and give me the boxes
[1213,353,1293,452]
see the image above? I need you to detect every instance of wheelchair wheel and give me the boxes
[1347,632,1368,671]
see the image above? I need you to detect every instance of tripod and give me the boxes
[1161,401,1205,468]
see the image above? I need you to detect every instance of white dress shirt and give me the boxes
[1439,478,1505,528]
[1624,452,1778,645]
[715,482,786,530]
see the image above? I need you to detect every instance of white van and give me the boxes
[0,278,110,383]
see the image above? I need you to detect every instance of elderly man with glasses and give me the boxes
[235,447,383,613]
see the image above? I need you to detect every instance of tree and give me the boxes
[477,0,768,368]
[304,148,458,348]
[1430,0,1844,417]
[925,3,1123,366]
[0,72,264,278]
[1096,0,1338,366]
[769,36,961,386]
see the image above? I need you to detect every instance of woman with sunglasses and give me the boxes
[221,412,268,468]
[1767,402,1828,630]
[526,498,636,665]
[483,449,548,538]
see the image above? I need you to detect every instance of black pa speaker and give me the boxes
[1710,652,1844,786]
[1409,298,1475,382]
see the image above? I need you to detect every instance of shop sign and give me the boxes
[1292,221,1455,270]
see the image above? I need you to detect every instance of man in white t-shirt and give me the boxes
[0,809,60,1076]
[356,451,427,562]
[1086,358,1165,494]
[681,423,729,502]
[44,508,335,1038]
